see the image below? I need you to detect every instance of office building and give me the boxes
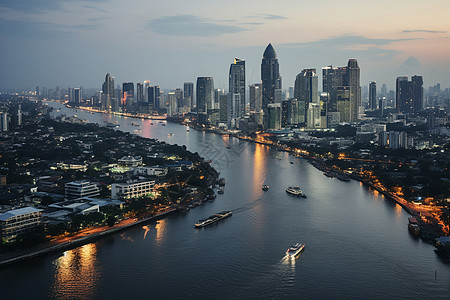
[396,75,423,114]
[65,181,100,200]
[294,68,318,124]
[136,83,144,103]
[261,43,281,129]
[196,77,214,113]
[0,112,8,132]
[122,82,134,109]
[184,82,194,110]
[102,73,116,112]
[267,103,281,130]
[369,81,377,110]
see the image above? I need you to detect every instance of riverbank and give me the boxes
[0,208,177,268]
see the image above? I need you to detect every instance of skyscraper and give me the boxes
[184,82,194,111]
[175,88,183,113]
[347,59,361,121]
[73,87,81,105]
[396,76,408,110]
[196,77,214,113]
[294,68,318,124]
[148,86,160,113]
[369,81,377,110]
[143,81,150,103]
[228,58,246,127]
[102,73,115,111]
[322,59,361,122]
[396,75,423,114]
[411,75,423,113]
[122,82,134,109]
[136,83,144,103]
[261,43,281,129]
[249,83,262,112]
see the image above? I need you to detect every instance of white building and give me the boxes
[0,207,42,243]
[65,181,100,200]
[118,156,143,167]
[133,166,168,177]
[111,180,156,200]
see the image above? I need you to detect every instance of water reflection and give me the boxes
[51,243,100,299]
[155,219,167,246]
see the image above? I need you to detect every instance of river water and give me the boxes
[1,102,449,299]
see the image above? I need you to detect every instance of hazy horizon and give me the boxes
[1,0,449,91]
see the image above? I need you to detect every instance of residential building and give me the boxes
[0,207,43,243]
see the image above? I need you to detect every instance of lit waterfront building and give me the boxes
[0,207,43,243]
[0,112,8,132]
[122,82,134,110]
[249,83,262,113]
[111,180,156,200]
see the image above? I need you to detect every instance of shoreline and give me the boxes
[0,208,177,268]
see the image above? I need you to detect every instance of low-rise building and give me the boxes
[111,180,155,200]
[0,206,42,243]
[65,181,100,200]
[133,166,168,177]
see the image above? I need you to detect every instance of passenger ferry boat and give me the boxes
[286,243,305,257]
[286,186,303,197]
[262,185,270,191]
[195,211,232,228]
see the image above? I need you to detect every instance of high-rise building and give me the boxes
[167,92,177,116]
[294,69,318,125]
[337,86,351,122]
[73,87,81,105]
[411,75,423,113]
[281,100,289,128]
[369,81,377,110]
[0,112,8,132]
[175,88,183,113]
[184,82,194,110]
[148,86,160,112]
[249,83,262,112]
[267,103,281,130]
[219,94,228,124]
[396,75,423,114]
[261,43,281,129]
[307,103,321,129]
[143,81,150,103]
[196,77,214,113]
[122,82,134,109]
[322,59,360,122]
[396,76,408,110]
[347,59,361,121]
[228,58,246,127]
[102,73,115,111]
[136,83,144,103]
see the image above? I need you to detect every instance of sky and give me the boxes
[1,0,449,91]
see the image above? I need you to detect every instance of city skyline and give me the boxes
[1,0,449,90]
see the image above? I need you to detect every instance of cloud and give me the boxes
[0,0,107,13]
[248,14,287,20]
[399,56,421,73]
[261,14,287,20]
[147,15,248,37]
[403,29,446,34]
[283,35,422,47]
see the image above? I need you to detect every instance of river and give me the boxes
[1,102,449,299]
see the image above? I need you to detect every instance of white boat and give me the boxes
[286,186,303,196]
[286,243,305,257]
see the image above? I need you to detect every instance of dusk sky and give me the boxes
[1,0,449,91]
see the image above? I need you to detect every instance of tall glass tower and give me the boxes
[261,43,281,129]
